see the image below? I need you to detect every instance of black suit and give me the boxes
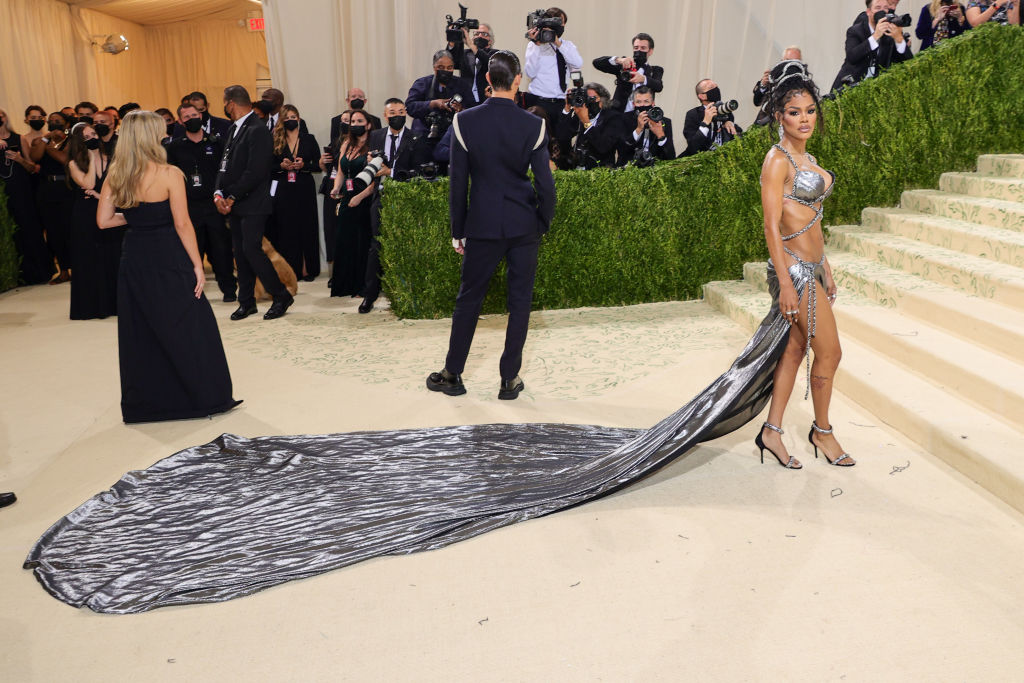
[563,108,622,169]
[831,13,914,91]
[592,56,665,112]
[458,47,492,104]
[680,106,741,157]
[405,74,476,136]
[445,98,556,380]
[363,126,430,302]
[330,111,382,145]
[171,112,231,140]
[214,111,286,307]
[616,112,675,166]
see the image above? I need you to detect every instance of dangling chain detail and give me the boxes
[783,247,825,400]
[774,144,822,242]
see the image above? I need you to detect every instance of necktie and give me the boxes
[555,48,567,92]
[388,134,397,164]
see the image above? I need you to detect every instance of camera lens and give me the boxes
[648,106,664,123]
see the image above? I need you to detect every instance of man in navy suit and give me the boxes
[427,50,556,401]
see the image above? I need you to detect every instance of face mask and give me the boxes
[223,105,232,119]
[283,119,300,131]
[94,123,111,137]
[166,123,175,135]
[28,119,46,131]
[48,121,64,132]
[79,116,94,126]
[703,87,721,103]
[387,115,406,131]
[474,37,490,50]
[586,102,600,118]
[339,122,350,135]
[184,117,204,134]
[85,138,101,150]
[436,70,453,85]
[350,125,367,137]
[635,105,652,113]
[349,98,364,110]
[633,51,648,67]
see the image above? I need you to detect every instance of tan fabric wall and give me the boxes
[0,0,268,119]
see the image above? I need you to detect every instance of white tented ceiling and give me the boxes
[60,0,260,26]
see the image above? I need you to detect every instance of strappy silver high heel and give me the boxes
[808,422,855,466]
[754,422,802,469]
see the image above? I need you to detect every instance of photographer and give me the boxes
[918,2,971,49]
[752,47,802,126]
[165,102,237,302]
[453,23,496,104]
[524,7,582,150]
[681,79,742,157]
[29,110,74,284]
[966,1,1019,25]
[561,82,621,169]
[592,33,664,113]
[616,87,674,166]
[831,0,914,92]
[405,50,474,143]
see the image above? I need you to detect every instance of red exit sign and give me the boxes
[247,16,264,31]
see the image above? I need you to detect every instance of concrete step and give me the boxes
[901,189,1024,232]
[829,226,1024,308]
[939,172,1024,203]
[977,154,1024,178]
[825,251,1024,365]
[702,276,1024,516]
[861,207,1024,269]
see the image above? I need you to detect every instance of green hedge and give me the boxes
[0,180,19,292]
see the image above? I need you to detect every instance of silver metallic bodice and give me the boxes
[775,144,835,243]
[791,169,827,203]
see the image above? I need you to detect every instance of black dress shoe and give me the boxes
[0,492,16,508]
[264,293,295,320]
[230,304,258,320]
[358,298,375,314]
[223,292,237,303]
[426,368,466,396]
[498,376,525,400]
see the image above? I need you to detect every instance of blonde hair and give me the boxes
[929,0,954,17]
[272,104,301,154]
[106,110,169,209]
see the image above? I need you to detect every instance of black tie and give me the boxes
[555,48,567,92]
[388,134,397,164]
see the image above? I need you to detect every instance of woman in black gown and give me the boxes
[28,111,75,285]
[25,64,853,614]
[0,107,54,285]
[67,122,117,319]
[94,110,240,424]
[328,110,376,297]
[269,104,321,281]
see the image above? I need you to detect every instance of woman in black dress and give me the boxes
[0,107,54,285]
[96,110,240,424]
[318,110,350,271]
[328,110,376,297]
[270,104,321,281]
[67,122,116,319]
[28,111,75,284]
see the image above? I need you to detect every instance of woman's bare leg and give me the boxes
[760,323,806,466]
[805,280,854,464]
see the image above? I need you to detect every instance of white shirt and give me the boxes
[609,56,648,113]
[385,127,405,178]
[266,112,278,130]
[632,127,668,149]
[866,33,908,78]
[525,39,583,98]
[231,109,254,138]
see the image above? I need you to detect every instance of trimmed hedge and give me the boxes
[379,24,1024,319]
[0,180,19,292]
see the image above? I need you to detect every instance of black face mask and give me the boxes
[350,125,367,137]
[165,123,175,135]
[349,98,364,110]
[283,119,299,131]
[339,122,350,135]
[586,102,600,118]
[84,138,101,150]
[635,105,652,113]
[387,115,406,131]
[474,37,490,50]
[184,117,204,134]
[633,51,648,67]
[703,87,721,103]
[436,70,453,85]
[79,115,94,126]
[93,123,111,137]
[48,121,64,132]
[223,106,232,119]
[255,100,275,115]
[28,119,46,131]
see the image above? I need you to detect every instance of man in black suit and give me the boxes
[562,82,621,169]
[329,88,383,145]
[451,22,496,104]
[214,85,293,321]
[616,86,675,166]
[680,79,742,157]
[592,32,664,113]
[360,98,430,314]
[427,50,556,400]
[180,91,232,138]
[406,50,475,140]
[831,0,913,92]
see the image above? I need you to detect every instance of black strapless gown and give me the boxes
[115,200,241,424]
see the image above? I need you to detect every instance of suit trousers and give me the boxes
[190,203,237,297]
[445,232,541,380]
[229,212,285,307]
[363,193,384,302]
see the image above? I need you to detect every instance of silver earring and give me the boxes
[777,124,784,139]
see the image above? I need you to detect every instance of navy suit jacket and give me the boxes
[448,97,556,240]
[405,74,476,135]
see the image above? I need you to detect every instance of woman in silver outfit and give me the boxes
[755,60,854,468]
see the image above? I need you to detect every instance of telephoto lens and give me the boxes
[353,155,386,192]
[715,100,739,115]
[647,106,664,123]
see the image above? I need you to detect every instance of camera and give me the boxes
[632,147,656,168]
[525,9,563,44]
[446,4,479,43]
[567,70,588,108]
[992,6,1011,23]
[712,99,739,123]
[939,0,955,5]
[418,161,439,181]
[647,106,664,123]
[874,10,913,27]
[353,155,385,192]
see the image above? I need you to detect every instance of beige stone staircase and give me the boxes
[703,154,1024,513]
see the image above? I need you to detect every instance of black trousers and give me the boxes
[229,212,285,307]
[190,203,236,296]
[363,193,384,302]
[445,232,540,380]
[524,94,572,154]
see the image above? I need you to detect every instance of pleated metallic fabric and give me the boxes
[25,262,823,614]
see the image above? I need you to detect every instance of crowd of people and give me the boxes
[0,0,1018,329]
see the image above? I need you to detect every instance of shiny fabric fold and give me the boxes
[25,263,824,614]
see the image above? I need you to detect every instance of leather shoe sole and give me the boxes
[230,304,258,321]
[426,372,466,396]
[498,377,524,400]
